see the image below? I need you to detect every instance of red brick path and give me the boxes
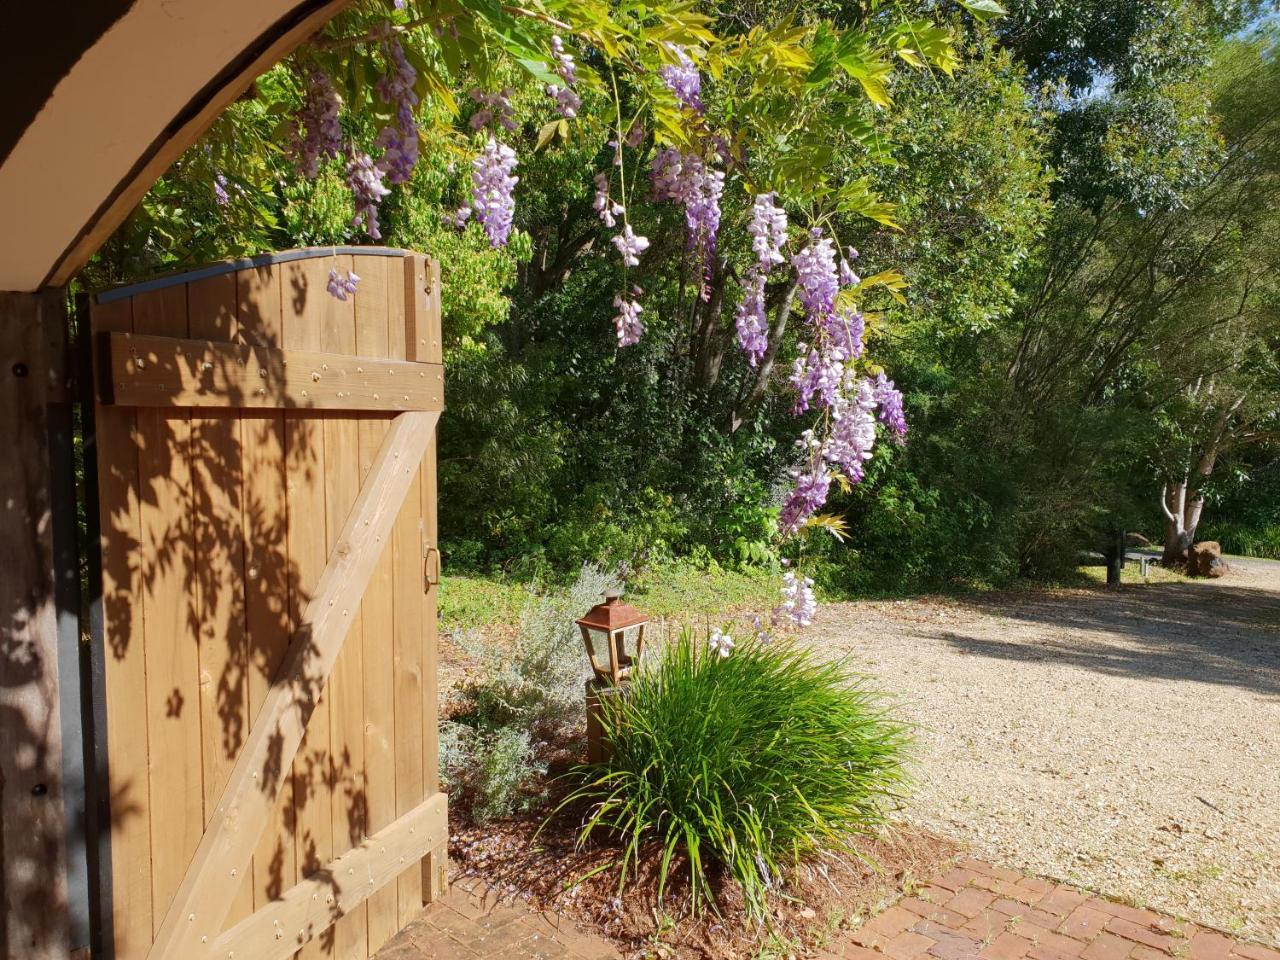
[823,858,1280,960]
[376,859,1279,960]
[375,878,621,960]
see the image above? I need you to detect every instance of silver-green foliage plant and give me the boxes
[456,563,621,730]
[566,629,910,916]
[439,723,545,824]
[442,564,621,822]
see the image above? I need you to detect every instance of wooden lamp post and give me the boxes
[575,590,648,762]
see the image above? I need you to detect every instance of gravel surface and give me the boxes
[803,563,1280,946]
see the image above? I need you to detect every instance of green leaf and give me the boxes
[958,0,1008,21]
[535,119,562,151]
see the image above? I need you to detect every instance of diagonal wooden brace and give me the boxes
[145,409,440,960]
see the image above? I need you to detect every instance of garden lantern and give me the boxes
[576,590,648,685]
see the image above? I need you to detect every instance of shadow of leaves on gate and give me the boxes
[89,260,420,955]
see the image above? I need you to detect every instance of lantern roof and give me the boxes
[575,591,648,632]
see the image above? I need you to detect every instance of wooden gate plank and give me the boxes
[287,256,335,960]
[187,271,256,929]
[353,255,399,956]
[388,271,425,922]
[92,294,155,960]
[421,424,447,902]
[132,284,204,933]
[144,409,439,960]
[321,253,370,960]
[210,793,446,960]
[236,264,297,910]
[99,331,444,411]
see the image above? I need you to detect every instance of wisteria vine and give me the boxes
[282,21,909,624]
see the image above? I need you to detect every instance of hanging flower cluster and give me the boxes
[648,147,724,296]
[612,290,645,346]
[660,45,703,113]
[469,87,518,132]
[471,138,519,247]
[771,229,903,534]
[374,36,420,185]
[775,568,817,628]
[346,150,391,239]
[593,173,623,227]
[327,268,360,301]
[735,193,788,365]
[547,36,581,118]
[290,71,343,179]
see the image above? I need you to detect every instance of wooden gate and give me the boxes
[89,247,447,960]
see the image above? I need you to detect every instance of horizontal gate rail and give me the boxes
[145,409,440,960]
[211,793,447,960]
[98,331,444,411]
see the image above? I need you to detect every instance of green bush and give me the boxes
[442,564,620,823]
[568,629,909,915]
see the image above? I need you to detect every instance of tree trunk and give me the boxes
[1160,482,1193,564]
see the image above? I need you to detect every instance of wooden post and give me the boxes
[0,289,72,959]
[585,679,623,766]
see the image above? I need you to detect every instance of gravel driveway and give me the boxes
[803,563,1280,946]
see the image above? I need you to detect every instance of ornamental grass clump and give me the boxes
[569,629,909,916]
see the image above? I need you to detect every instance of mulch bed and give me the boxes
[446,747,961,960]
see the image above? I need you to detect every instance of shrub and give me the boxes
[568,630,909,915]
[455,562,621,731]
[442,564,621,822]
[440,723,545,824]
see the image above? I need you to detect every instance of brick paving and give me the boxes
[376,858,1280,960]
[374,876,621,960]
[821,858,1280,960]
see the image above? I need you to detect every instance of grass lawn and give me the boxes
[438,561,780,634]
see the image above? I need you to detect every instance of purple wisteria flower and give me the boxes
[449,205,472,228]
[213,171,230,207]
[660,45,703,112]
[822,380,878,482]
[347,150,391,239]
[778,459,831,535]
[547,36,582,118]
[873,373,908,439]
[650,148,685,201]
[792,230,840,322]
[612,292,645,347]
[374,37,419,184]
[611,224,650,266]
[649,150,723,260]
[748,193,788,267]
[471,137,519,247]
[735,272,769,366]
[469,88,517,132]
[593,173,623,227]
[327,268,360,301]
[828,305,866,359]
[790,345,847,412]
[684,158,724,259]
[775,569,817,627]
[291,71,343,179]
[839,257,860,287]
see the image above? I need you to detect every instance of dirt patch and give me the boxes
[448,796,960,960]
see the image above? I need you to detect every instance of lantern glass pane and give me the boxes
[585,627,611,664]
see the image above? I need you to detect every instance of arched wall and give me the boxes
[0,0,349,293]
